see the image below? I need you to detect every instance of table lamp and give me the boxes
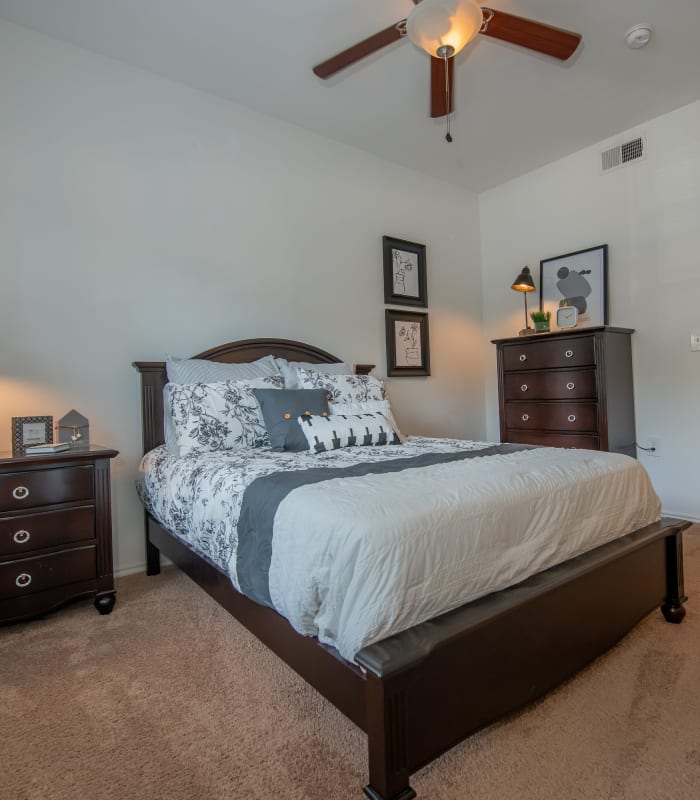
[511,266,536,336]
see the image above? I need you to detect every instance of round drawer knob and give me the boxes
[568,414,577,423]
[15,572,32,588]
[13,529,31,544]
[522,414,530,422]
[519,354,527,362]
[566,382,575,390]
[520,384,528,392]
[12,486,29,500]
[565,349,574,359]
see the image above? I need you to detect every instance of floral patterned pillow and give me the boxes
[168,375,284,455]
[295,368,386,405]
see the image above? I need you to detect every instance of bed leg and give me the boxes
[145,514,161,576]
[363,673,417,800]
[661,530,686,623]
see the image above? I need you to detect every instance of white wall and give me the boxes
[0,21,485,574]
[480,101,700,521]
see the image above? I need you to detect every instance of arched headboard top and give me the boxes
[133,338,373,455]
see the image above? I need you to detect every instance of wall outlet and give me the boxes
[691,333,700,352]
[643,436,661,457]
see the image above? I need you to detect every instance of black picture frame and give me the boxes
[12,415,53,456]
[540,244,609,329]
[383,236,428,308]
[385,309,431,377]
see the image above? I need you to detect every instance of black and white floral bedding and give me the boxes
[137,439,660,661]
[137,436,489,570]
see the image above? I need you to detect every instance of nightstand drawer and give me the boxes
[0,546,96,600]
[505,402,598,432]
[506,431,600,450]
[0,466,93,511]
[504,369,596,401]
[502,337,595,371]
[0,506,95,556]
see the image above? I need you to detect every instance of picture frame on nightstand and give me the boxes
[11,415,53,456]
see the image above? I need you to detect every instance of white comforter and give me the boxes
[139,440,660,662]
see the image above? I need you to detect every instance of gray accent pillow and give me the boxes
[253,388,329,451]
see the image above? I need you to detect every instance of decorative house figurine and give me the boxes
[57,409,89,450]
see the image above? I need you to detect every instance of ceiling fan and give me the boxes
[313,0,582,126]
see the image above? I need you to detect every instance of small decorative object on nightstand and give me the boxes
[56,409,89,450]
[511,266,536,336]
[0,445,118,623]
[530,310,551,333]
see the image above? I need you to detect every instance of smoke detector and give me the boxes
[625,24,653,49]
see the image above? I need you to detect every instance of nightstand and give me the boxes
[0,445,119,623]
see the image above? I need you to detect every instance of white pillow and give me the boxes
[166,355,280,384]
[295,368,386,404]
[329,399,404,443]
[298,412,400,454]
[168,375,284,455]
[274,358,351,389]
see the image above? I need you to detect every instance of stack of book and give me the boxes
[24,442,71,455]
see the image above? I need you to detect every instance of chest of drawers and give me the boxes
[492,327,635,455]
[0,446,118,623]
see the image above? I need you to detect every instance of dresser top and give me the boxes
[0,444,118,468]
[491,325,634,346]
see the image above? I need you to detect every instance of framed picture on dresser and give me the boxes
[540,244,608,329]
[11,415,53,456]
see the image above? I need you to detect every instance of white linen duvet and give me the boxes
[139,439,660,662]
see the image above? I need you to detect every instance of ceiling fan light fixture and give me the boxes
[406,0,483,59]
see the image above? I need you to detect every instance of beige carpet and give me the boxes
[2,527,699,800]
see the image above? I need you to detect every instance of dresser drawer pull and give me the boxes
[519,354,527,362]
[12,486,30,500]
[15,572,32,589]
[566,382,575,390]
[522,414,530,422]
[13,529,31,544]
[568,414,577,423]
[521,384,528,392]
[565,349,574,359]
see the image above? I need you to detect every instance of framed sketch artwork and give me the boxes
[383,236,428,307]
[385,309,431,377]
[540,244,608,329]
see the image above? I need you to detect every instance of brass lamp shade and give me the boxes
[511,266,536,292]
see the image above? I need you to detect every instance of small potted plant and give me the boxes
[530,310,551,333]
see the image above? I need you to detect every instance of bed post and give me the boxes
[661,527,687,623]
[363,672,416,800]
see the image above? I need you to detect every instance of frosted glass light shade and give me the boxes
[406,0,483,58]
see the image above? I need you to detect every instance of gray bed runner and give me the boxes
[236,443,532,607]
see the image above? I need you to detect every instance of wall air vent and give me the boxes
[601,135,647,173]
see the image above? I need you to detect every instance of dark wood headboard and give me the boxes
[133,338,374,455]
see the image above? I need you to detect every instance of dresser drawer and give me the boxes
[0,466,93,512]
[502,337,595,371]
[506,431,600,450]
[504,369,596,401]
[505,402,598,432]
[0,506,95,557]
[0,546,96,600]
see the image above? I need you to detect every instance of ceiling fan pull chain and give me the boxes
[444,53,453,143]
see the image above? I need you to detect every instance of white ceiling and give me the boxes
[2,0,700,192]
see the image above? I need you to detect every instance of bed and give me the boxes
[133,337,689,800]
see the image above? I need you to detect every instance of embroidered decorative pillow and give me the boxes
[168,375,284,455]
[252,388,330,452]
[329,399,404,443]
[296,368,386,405]
[298,412,400,454]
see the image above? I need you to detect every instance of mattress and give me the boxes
[138,438,661,662]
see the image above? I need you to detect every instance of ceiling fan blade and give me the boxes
[430,57,454,118]
[313,21,406,79]
[480,8,581,61]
